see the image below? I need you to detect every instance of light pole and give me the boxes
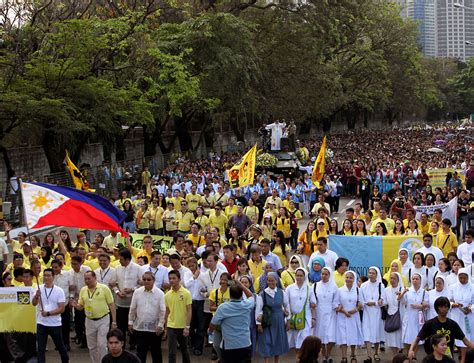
[454,2,474,10]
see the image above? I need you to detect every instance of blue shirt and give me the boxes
[211,297,255,350]
[262,251,283,270]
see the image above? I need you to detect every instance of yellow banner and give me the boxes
[0,287,36,333]
[227,145,257,188]
[65,151,95,192]
[426,168,465,189]
[382,235,424,274]
[312,135,326,188]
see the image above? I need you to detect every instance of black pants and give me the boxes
[190,300,206,352]
[61,305,71,347]
[117,306,135,348]
[37,324,69,363]
[333,195,340,213]
[73,308,85,343]
[361,193,370,211]
[222,345,252,363]
[136,331,162,363]
[167,328,190,363]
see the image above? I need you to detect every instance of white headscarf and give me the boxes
[410,271,424,292]
[433,275,448,295]
[368,266,382,284]
[452,268,473,304]
[343,270,359,292]
[295,267,309,287]
[386,272,404,314]
[319,266,337,287]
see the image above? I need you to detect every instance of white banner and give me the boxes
[414,197,458,227]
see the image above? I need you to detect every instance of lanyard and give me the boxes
[209,270,218,285]
[44,285,54,302]
[149,266,159,277]
[100,268,110,282]
[87,288,98,302]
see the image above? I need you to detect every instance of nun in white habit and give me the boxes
[360,266,385,362]
[402,271,429,347]
[449,267,474,362]
[314,267,339,362]
[384,272,408,352]
[427,275,450,320]
[286,267,317,350]
[335,270,363,363]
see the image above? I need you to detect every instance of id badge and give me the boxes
[85,304,93,317]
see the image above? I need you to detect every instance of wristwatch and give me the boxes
[47,312,50,317]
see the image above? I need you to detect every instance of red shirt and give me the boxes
[222,258,239,275]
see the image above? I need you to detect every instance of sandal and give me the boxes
[374,354,381,362]
[350,356,357,363]
[341,358,348,363]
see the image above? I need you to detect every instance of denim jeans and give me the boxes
[37,324,69,363]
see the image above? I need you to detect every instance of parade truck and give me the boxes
[256,150,301,178]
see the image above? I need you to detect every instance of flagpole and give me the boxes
[18,179,43,309]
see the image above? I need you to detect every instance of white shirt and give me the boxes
[128,286,166,331]
[416,246,444,266]
[456,242,474,266]
[198,268,224,296]
[184,271,204,301]
[36,284,65,327]
[95,266,117,286]
[309,249,338,270]
[54,271,71,303]
[0,238,9,261]
[255,287,290,323]
[200,261,228,273]
[141,264,169,289]
[68,265,91,298]
[115,262,142,307]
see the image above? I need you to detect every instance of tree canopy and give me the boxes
[0,0,469,173]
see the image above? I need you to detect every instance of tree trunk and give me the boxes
[230,112,245,142]
[0,146,15,180]
[42,131,67,173]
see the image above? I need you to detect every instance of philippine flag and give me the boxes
[21,182,127,233]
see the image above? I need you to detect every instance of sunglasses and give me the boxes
[142,278,153,281]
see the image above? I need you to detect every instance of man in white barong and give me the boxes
[266,120,286,151]
[360,266,385,363]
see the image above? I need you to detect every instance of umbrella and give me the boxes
[434,140,446,145]
[465,135,474,140]
[446,133,455,138]
[427,147,444,153]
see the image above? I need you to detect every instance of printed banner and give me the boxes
[0,287,36,333]
[311,135,326,188]
[426,168,465,189]
[119,233,174,254]
[414,197,458,227]
[329,235,423,277]
[227,145,257,189]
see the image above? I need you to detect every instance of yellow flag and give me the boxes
[65,151,95,192]
[312,135,326,189]
[227,144,257,188]
[0,287,36,333]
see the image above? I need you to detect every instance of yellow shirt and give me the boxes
[403,219,421,230]
[342,230,353,236]
[40,258,52,269]
[133,248,153,263]
[209,213,228,234]
[12,279,24,287]
[281,270,296,288]
[194,215,209,230]
[437,229,458,256]
[209,288,230,314]
[282,199,292,209]
[78,283,114,319]
[261,224,274,240]
[176,211,194,232]
[419,222,430,235]
[248,259,267,284]
[102,235,118,250]
[187,234,205,248]
[163,209,177,232]
[148,206,164,230]
[224,205,238,218]
[371,210,380,221]
[263,208,278,223]
[276,217,291,238]
[334,270,345,288]
[272,244,286,267]
[165,286,192,329]
[370,217,395,234]
[186,193,201,212]
[214,193,229,206]
[173,197,185,211]
[243,206,259,220]
[84,258,100,271]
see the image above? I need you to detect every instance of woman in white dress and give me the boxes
[314,267,339,363]
[424,253,439,290]
[427,275,450,320]
[336,270,363,363]
[449,267,474,363]
[360,266,385,363]
[384,272,408,355]
[286,268,317,352]
[402,272,428,350]
[406,252,428,289]
[398,248,413,276]
[447,259,465,287]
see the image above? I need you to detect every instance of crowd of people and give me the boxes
[0,122,474,363]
